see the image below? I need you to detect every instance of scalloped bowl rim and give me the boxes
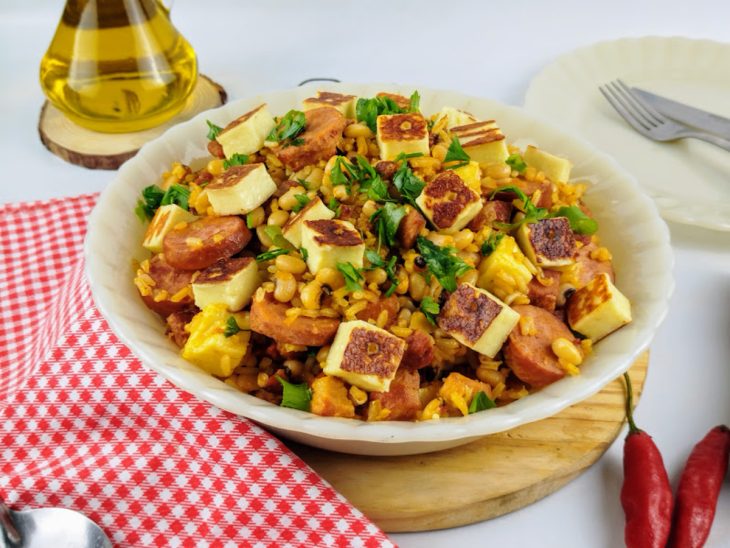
[85,83,674,453]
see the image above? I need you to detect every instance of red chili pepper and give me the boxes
[621,373,674,548]
[669,425,730,548]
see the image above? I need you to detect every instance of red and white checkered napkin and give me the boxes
[0,195,394,547]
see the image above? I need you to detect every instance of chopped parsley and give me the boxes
[370,202,406,249]
[506,153,527,173]
[409,90,421,113]
[420,296,440,325]
[330,157,351,194]
[245,211,257,229]
[468,391,496,414]
[328,197,341,218]
[223,153,249,169]
[206,120,222,140]
[480,232,504,256]
[263,225,292,249]
[134,183,190,222]
[344,155,391,202]
[355,91,421,132]
[444,136,470,164]
[337,262,364,292]
[292,194,311,213]
[490,185,547,228]
[290,137,305,147]
[296,177,310,190]
[416,236,473,292]
[275,376,312,411]
[223,316,242,338]
[392,159,425,207]
[267,110,306,142]
[256,248,290,262]
[550,205,598,235]
[365,249,399,297]
[299,247,309,261]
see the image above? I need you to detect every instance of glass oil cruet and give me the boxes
[39,0,198,133]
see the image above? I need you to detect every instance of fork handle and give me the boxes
[685,131,730,152]
[0,499,21,545]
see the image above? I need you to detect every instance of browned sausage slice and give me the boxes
[138,255,195,317]
[397,208,426,249]
[165,307,198,348]
[527,269,561,312]
[503,304,580,388]
[275,107,347,171]
[250,292,340,346]
[355,295,400,328]
[467,200,513,231]
[369,368,420,420]
[163,216,251,271]
[207,139,225,159]
[401,331,435,370]
[574,242,615,289]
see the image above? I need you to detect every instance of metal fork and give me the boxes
[599,79,730,152]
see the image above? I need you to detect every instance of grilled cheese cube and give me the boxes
[324,320,406,392]
[303,91,357,118]
[206,163,277,215]
[435,107,478,130]
[516,217,576,268]
[477,235,535,301]
[182,303,250,377]
[142,204,197,253]
[301,219,364,274]
[451,160,482,193]
[282,197,335,248]
[415,171,482,233]
[523,145,572,183]
[192,257,260,311]
[215,104,275,158]
[438,283,520,357]
[451,121,509,165]
[376,91,411,110]
[376,113,430,161]
[567,273,631,341]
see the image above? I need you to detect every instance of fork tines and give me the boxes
[599,79,669,132]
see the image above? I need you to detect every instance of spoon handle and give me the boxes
[0,499,21,545]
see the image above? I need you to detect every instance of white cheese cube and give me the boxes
[567,273,632,341]
[300,219,365,274]
[435,106,478,129]
[376,113,430,161]
[324,320,406,392]
[523,145,572,183]
[303,91,357,119]
[282,197,335,248]
[216,104,276,158]
[451,160,482,193]
[451,120,509,165]
[192,257,260,312]
[516,217,576,268]
[438,283,520,357]
[142,204,197,253]
[206,163,277,216]
[415,170,482,234]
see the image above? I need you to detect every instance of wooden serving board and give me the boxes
[287,352,648,533]
[38,75,227,170]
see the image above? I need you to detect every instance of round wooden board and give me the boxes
[38,75,227,170]
[286,352,648,533]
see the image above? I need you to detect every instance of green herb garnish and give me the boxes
[490,185,547,228]
[416,236,473,292]
[245,211,257,229]
[506,153,527,173]
[292,194,311,213]
[296,178,310,190]
[392,160,425,207]
[355,91,421,132]
[263,225,293,249]
[343,155,391,202]
[223,316,242,338]
[206,120,222,140]
[328,197,341,218]
[365,249,399,297]
[330,157,351,194]
[480,232,504,256]
[299,247,309,261]
[468,391,496,414]
[337,262,364,292]
[444,136,470,164]
[267,110,306,142]
[160,184,190,210]
[550,206,598,235]
[409,90,421,113]
[420,296,440,325]
[256,248,290,262]
[223,153,249,169]
[370,202,407,249]
[290,137,305,147]
[275,376,312,411]
[134,183,189,222]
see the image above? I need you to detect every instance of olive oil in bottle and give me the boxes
[39,0,197,133]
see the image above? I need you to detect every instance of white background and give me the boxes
[2,1,729,546]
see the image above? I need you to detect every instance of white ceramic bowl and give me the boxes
[85,84,674,456]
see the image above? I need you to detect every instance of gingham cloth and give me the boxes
[0,194,394,547]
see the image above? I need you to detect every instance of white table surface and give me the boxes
[3,1,729,546]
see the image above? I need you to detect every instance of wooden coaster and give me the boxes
[287,352,648,533]
[38,75,227,170]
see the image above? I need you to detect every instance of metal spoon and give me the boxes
[1,498,111,548]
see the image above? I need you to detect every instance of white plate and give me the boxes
[85,83,673,456]
[525,36,730,231]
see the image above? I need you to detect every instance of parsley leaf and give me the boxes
[408,90,420,113]
[223,316,242,338]
[256,248,290,262]
[344,155,391,202]
[296,178,310,190]
[330,157,351,194]
[292,194,311,213]
[468,391,496,414]
[392,160,425,207]
[275,376,312,411]
[299,247,309,261]
[480,232,504,256]
[444,136,470,164]
[490,185,547,228]
[506,153,527,173]
[416,236,473,292]
[355,96,403,132]
[245,211,257,229]
[160,184,190,210]
[134,185,165,222]
[223,153,248,169]
[206,120,222,140]
[550,206,598,235]
[267,110,306,142]
[420,296,440,325]
[337,262,364,292]
[290,137,305,146]
[365,249,399,297]
[328,197,341,218]
[263,225,293,249]
[370,202,406,249]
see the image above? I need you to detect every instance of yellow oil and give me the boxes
[39,0,197,133]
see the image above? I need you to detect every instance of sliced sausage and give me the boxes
[275,107,347,171]
[375,160,398,181]
[527,269,561,312]
[574,242,615,289]
[207,139,225,159]
[273,179,300,198]
[401,331,435,370]
[138,254,195,317]
[165,307,198,348]
[468,200,513,231]
[250,292,340,346]
[503,304,580,388]
[163,216,251,271]
[491,180,553,208]
[396,208,426,249]
[369,368,420,421]
[355,295,400,328]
